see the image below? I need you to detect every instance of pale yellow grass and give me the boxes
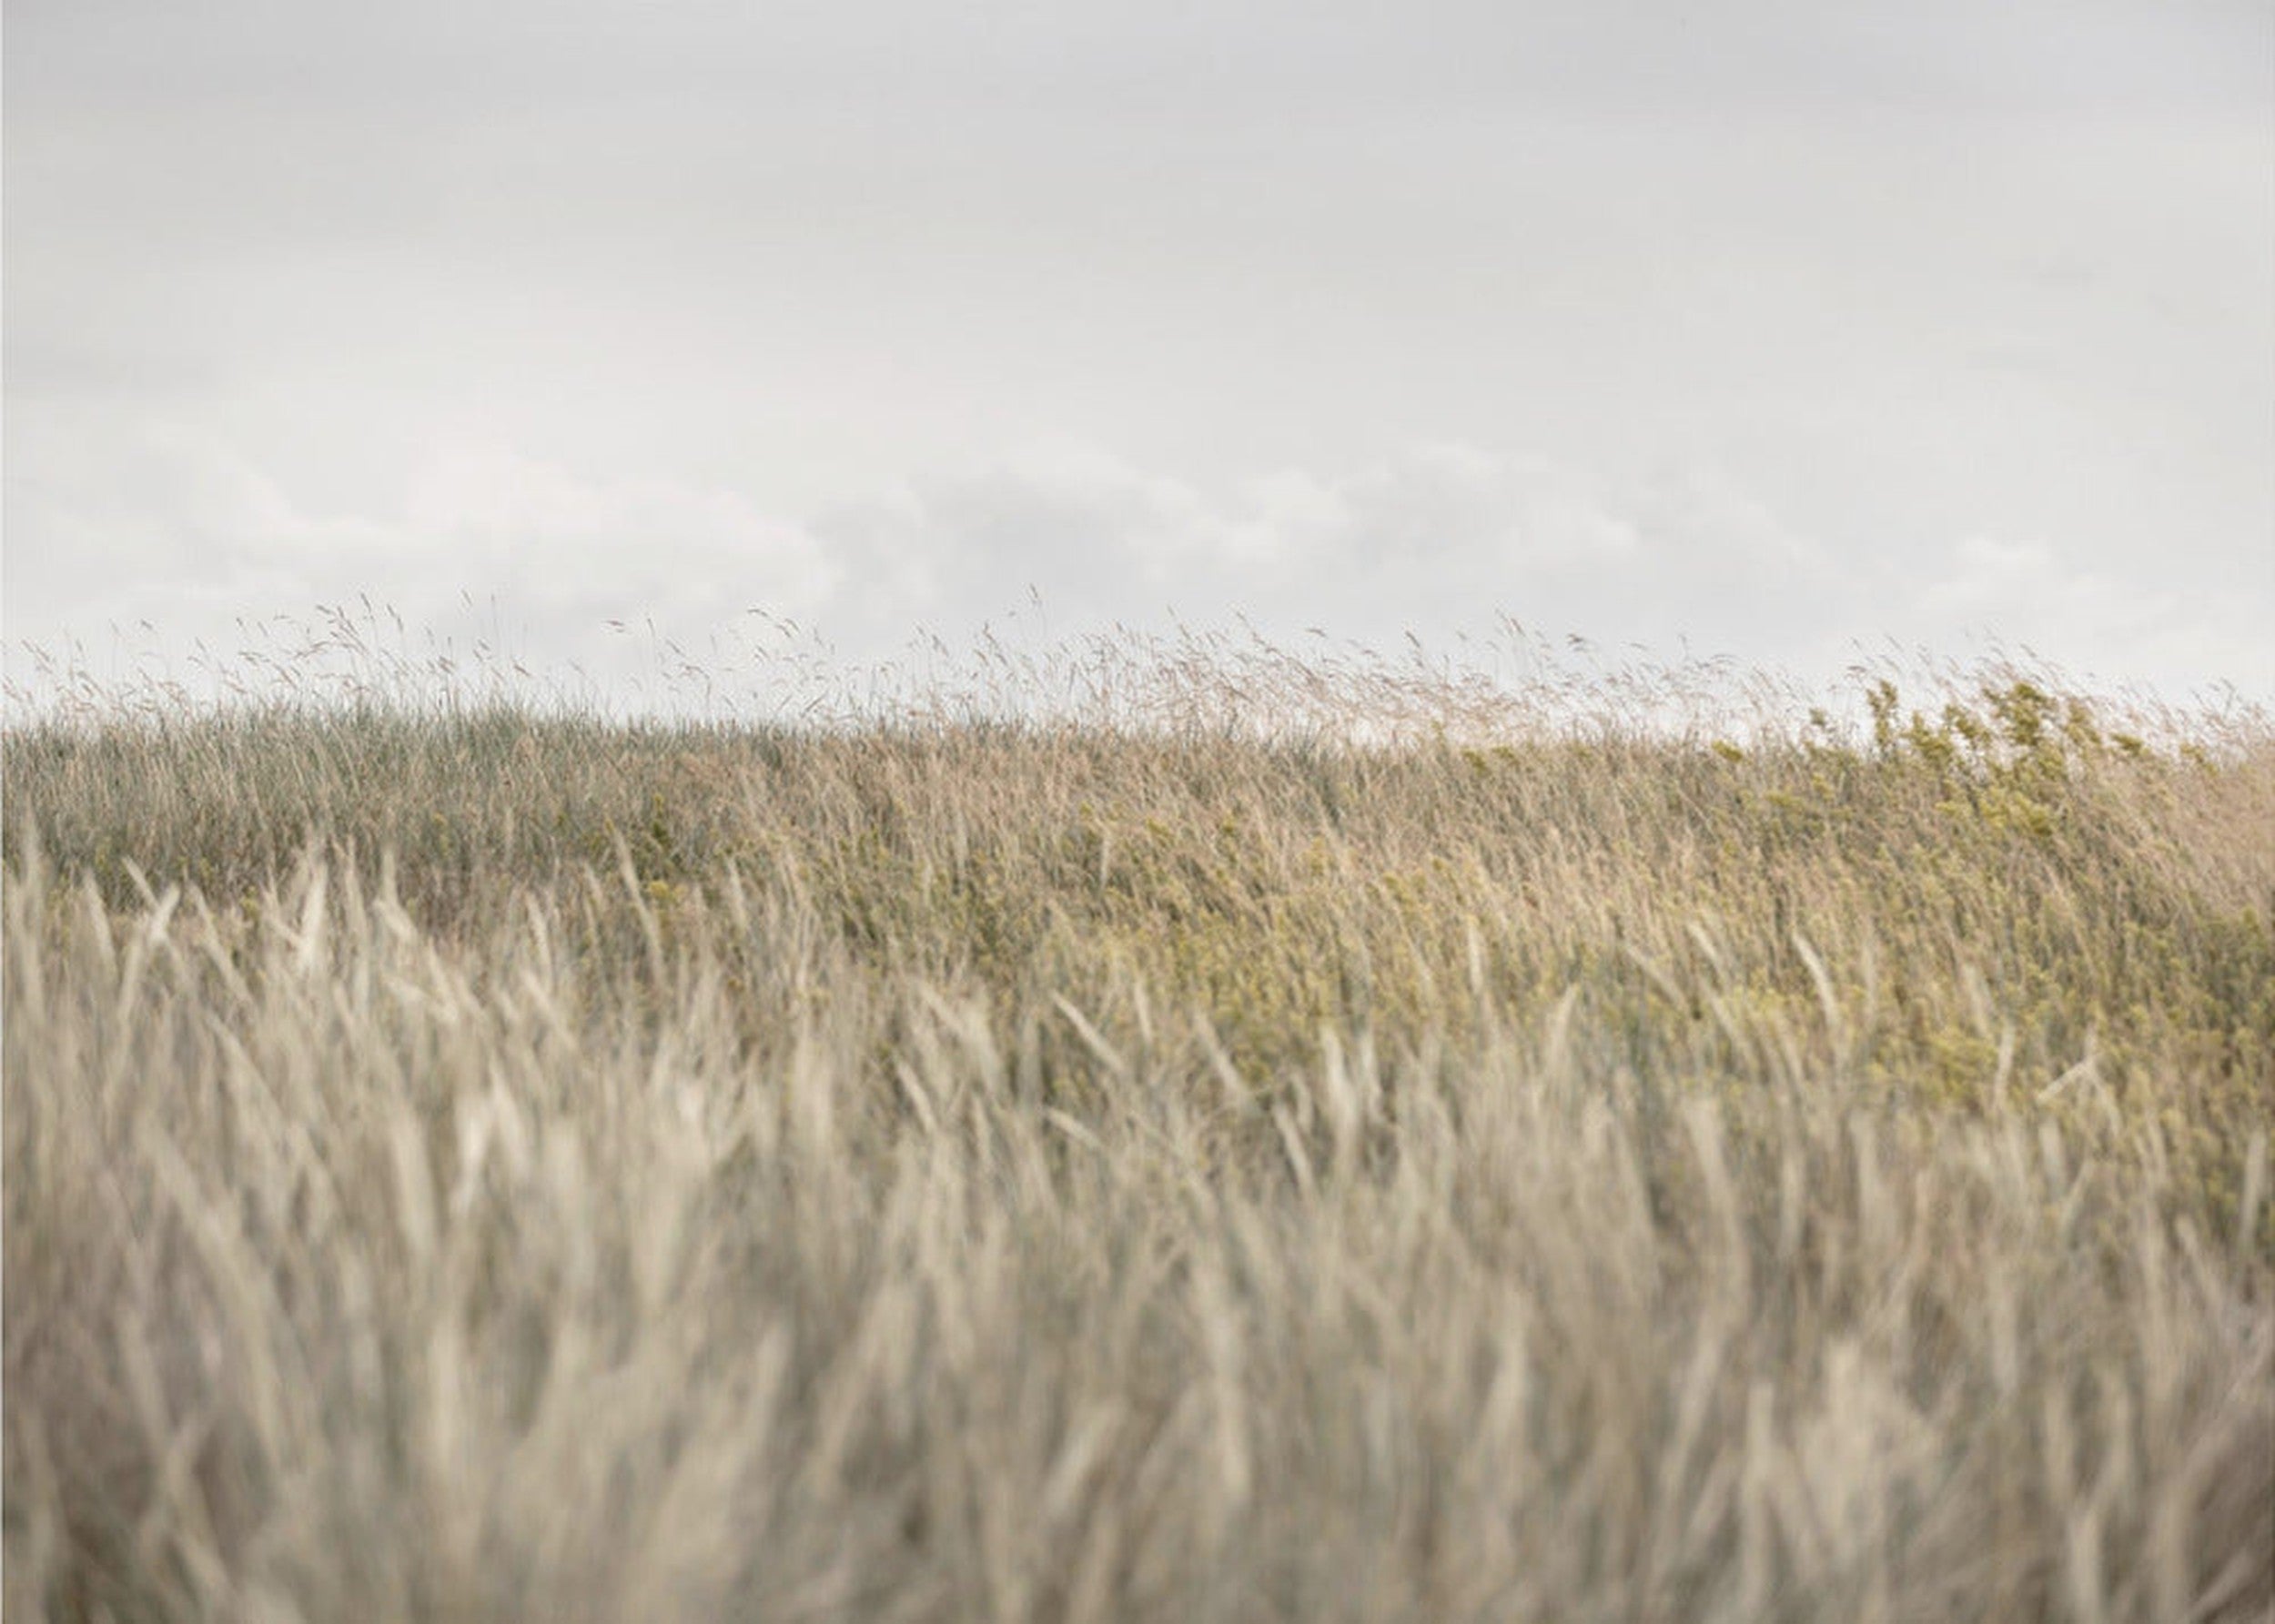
[5,638,2271,1621]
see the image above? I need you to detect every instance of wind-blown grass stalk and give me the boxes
[5,635,2270,1621]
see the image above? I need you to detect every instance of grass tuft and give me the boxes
[5,627,2271,1621]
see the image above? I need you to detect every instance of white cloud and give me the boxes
[8,422,2270,720]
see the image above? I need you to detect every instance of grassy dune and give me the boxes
[5,647,2271,1622]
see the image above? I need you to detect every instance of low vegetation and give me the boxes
[5,630,2271,1621]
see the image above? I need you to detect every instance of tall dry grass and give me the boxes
[5,630,2271,1621]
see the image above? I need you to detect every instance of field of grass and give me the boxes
[5,635,2271,1622]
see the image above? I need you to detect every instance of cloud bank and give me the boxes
[10,423,2265,720]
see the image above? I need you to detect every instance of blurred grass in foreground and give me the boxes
[5,626,2271,1622]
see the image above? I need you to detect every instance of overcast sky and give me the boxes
[7,0,2271,715]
